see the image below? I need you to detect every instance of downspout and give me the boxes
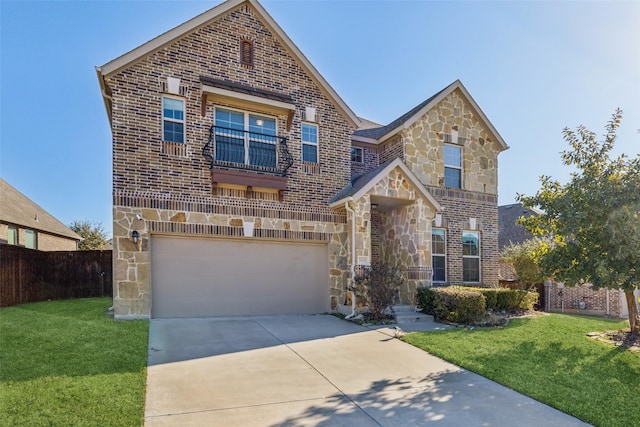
[606,288,610,317]
[344,198,357,319]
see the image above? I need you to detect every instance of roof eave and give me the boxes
[95,67,113,128]
[374,80,510,151]
[96,0,361,129]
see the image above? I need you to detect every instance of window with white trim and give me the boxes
[432,228,446,283]
[302,123,318,163]
[462,231,480,282]
[351,147,363,163]
[162,96,185,144]
[214,107,277,168]
[444,144,462,189]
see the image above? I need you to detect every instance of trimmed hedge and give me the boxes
[417,287,485,324]
[466,287,538,311]
[416,286,538,324]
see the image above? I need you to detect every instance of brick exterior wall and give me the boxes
[0,223,78,251]
[103,1,506,317]
[105,4,357,318]
[545,283,624,318]
[107,4,352,205]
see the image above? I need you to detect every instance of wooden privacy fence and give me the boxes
[0,244,112,307]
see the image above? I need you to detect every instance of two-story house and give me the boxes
[97,0,508,319]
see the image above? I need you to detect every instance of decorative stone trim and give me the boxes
[427,186,497,204]
[148,220,332,242]
[114,190,347,223]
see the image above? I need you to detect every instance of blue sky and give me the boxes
[1,0,638,238]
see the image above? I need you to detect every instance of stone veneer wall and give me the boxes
[112,191,350,318]
[403,89,501,194]
[354,167,436,304]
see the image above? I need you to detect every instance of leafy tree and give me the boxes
[69,220,109,250]
[518,109,640,333]
[500,237,553,290]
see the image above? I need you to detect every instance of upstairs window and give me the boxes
[302,123,318,163]
[351,147,363,163]
[462,231,480,282]
[162,96,185,144]
[432,228,446,283]
[444,144,462,189]
[240,39,254,67]
[214,108,278,169]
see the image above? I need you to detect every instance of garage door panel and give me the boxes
[151,237,328,318]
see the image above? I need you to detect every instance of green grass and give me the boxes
[403,314,639,427]
[0,298,149,427]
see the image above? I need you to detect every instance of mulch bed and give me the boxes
[587,330,640,352]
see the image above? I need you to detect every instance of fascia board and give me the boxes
[349,158,442,212]
[248,0,361,128]
[99,0,245,76]
[351,135,380,145]
[97,0,361,130]
[376,80,509,151]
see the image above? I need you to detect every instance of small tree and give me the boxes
[518,110,640,333]
[500,237,552,290]
[69,220,109,250]
[353,263,404,322]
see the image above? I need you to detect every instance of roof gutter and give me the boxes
[95,67,113,127]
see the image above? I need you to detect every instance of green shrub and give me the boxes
[466,287,538,311]
[479,289,498,309]
[431,287,486,324]
[416,287,437,315]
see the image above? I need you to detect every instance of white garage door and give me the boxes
[151,236,329,318]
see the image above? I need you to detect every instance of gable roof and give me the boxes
[96,0,360,128]
[498,203,542,249]
[329,158,442,211]
[353,80,509,151]
[0,178,81,241]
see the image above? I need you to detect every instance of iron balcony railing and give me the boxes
[202,125,294,176]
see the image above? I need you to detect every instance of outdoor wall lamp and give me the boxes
[132,230,139,244]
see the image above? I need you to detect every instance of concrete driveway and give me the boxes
[144,315,589,426]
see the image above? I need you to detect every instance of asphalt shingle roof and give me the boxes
[353,87,447,139]
[0,178,81,241]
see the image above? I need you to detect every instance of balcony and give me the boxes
[202,125,294,198]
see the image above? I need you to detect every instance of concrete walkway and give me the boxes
[145,315,589,426]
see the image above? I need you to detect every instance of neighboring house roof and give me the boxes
[96,0,361,129]
[498,203,541,249]
[0,178,81,241]
[329,158,442,211]
[353,80,509,151]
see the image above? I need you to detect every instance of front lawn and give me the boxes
[0,298,149,426]
[403,314,639,427]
